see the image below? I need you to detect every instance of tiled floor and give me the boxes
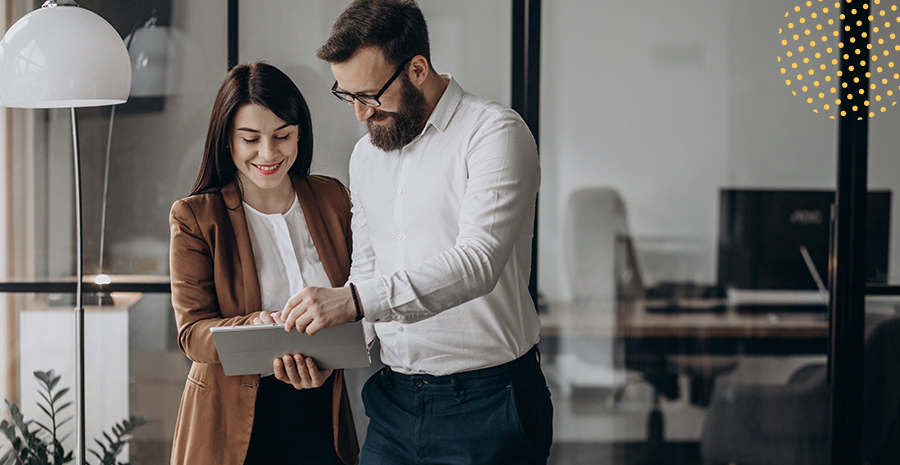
[544,360,708,465]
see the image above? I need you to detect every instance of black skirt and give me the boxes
[244,373,343,465]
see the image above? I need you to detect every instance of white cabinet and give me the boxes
[19,294,136,460]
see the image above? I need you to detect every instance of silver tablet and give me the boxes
[210,322,371,376]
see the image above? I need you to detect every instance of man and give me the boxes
[272,1,552,463]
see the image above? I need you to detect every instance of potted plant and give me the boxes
[1,370,145,465]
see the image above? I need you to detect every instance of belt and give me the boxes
[388,345,542,387]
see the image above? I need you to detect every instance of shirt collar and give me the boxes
[425,74,462,134]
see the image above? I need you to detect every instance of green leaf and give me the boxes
[56,402,72,414]
[2,426,16,445]
[57,417,72,430]
[92,438,107,453]
[36,404,52,422]
[51,388,69,406]
[33,421,52,436]
[33,370,50,386]
[1,449,17,465]
[37,390,51,407]
[47,375,60,393]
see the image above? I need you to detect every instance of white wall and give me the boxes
[237,0,511,184]
[539,0,900,303]
[541,0,729,301]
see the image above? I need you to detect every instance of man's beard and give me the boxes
[366,75,429,152]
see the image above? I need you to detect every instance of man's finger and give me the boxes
[293,312,315,335]
[305,319,323,336]
[283,305,304,332]
[282,292,303,313]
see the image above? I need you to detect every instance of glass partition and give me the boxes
[537,0,874,463]
[1,0,224,462]
[866,3,900,463]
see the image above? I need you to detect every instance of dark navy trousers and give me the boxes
[359,346,554,465]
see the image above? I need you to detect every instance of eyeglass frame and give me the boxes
[330,56,414,108]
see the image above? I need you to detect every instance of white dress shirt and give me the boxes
[243,194,332,312]
[349,76,541,376]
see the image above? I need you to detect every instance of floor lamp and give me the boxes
[0,2,131,464]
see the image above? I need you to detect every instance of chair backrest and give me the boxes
[564,188,631,309]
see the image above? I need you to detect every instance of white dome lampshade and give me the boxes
[0,0,131,108]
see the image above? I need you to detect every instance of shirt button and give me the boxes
[398,327,404,333]
[405,367,412,372]
[396,234,403,240]
[397,189,403,195]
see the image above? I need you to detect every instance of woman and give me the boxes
[169,62,358,464]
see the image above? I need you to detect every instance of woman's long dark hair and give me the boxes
[190,62,314,196]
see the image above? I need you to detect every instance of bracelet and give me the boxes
[349,283,363,322]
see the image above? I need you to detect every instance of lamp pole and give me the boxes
[0,2,130,463]
[70,107,86,465]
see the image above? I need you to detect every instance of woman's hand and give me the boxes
[253,311,284,325]
[253,311,333,388]
[274,354,333,390]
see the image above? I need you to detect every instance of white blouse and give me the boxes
[243,194,332,312]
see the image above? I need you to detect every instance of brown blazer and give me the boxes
[168,174,359,464]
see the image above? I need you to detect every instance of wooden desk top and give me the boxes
[537,299,828,340]
[616,298,829,339]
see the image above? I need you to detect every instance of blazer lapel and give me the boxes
[292,175,343,288]
[221,183,262,314]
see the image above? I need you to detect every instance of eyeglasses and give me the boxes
[330,56,414,108]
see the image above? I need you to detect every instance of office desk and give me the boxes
[618,298,828,358]
[617,298,828,401]
[537,298,829,401]
[616,298,831,461]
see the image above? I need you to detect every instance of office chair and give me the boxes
[554,187,630,398]
[700,316,900,465]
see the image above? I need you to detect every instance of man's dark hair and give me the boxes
[191,62,314,196]
[316,0,431,68]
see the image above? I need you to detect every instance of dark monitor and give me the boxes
[717,188,891,291]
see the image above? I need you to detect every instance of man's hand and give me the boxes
[281,286,357,335]
[273,354,333,390]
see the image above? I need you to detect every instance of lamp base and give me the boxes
[48,292,115,307]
